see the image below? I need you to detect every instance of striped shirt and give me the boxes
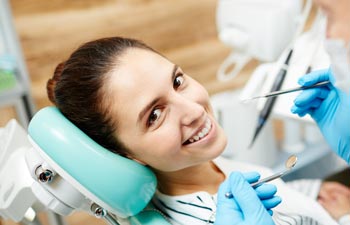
[151,157,339,225]
[152,190,322,225]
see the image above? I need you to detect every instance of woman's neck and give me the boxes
[155,161,225,196]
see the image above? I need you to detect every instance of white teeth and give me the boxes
[187,118,212,144]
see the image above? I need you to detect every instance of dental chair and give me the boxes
[0,106,171,225]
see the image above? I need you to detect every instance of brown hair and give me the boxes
[47,37,155,156]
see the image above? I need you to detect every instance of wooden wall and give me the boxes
[1,0,258,126]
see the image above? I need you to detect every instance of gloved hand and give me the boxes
[215,171,280,225]
[291,68,350,163]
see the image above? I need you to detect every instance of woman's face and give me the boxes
[107,48,227,172]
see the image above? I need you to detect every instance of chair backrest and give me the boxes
[27,107,165,223]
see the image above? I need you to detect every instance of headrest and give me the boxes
[28,107,157,218]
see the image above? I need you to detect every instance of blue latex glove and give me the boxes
[291,68,350,163]
[215,172,280,225]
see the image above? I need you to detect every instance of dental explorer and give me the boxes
[243,80,330,101]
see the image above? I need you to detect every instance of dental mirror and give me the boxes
[225,155,298,199]
[285,155,298,169]
[250,154,298,188]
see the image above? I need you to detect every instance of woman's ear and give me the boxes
[126,155,147,166]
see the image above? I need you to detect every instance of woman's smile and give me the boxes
[183,118,213,145]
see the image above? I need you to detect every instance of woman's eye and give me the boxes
[173,74,184,89]
[148,108,162,126]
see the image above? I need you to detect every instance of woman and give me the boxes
[47,36,342,225]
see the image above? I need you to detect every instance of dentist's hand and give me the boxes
[291,68,350,163]
[215,172,280,225]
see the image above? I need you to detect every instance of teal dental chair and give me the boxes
[25,106,171,225]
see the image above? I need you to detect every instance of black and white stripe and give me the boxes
[152,193,216,225]
[152,192,324,225]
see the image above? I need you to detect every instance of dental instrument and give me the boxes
[243,81,330,101]
[225,155,298,199]
[249,49,294,148]
[250,155,298,187]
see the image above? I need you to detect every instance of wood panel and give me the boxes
[10,0,237,107]
[1,0,257,126]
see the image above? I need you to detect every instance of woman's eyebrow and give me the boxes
[137,64,179,123]
[138,98,160,124]
[171,64,179,81]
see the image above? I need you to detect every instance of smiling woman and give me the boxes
[101,47,227,173]
[46,36,341,225]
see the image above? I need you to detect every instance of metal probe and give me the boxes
[243,80,330,102]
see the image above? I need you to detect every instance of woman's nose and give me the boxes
[173,95,205,126]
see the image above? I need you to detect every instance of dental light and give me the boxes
[216,0,312,81]
[0,107,170,225]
